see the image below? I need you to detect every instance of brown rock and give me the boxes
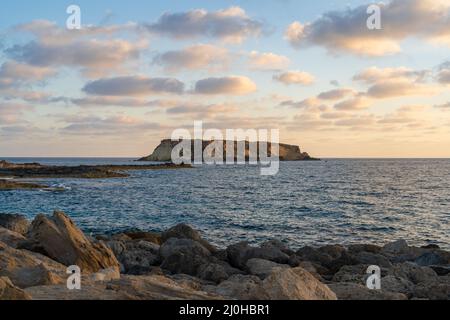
[24,211,119,273]
[0,277,31,300]
[0,214,30,235]
[329,283,408,300]
[0,227,26,248]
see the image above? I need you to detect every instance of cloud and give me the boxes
[153,44,229,72]
[317,88,357,100]
[6,20,145,77]
[248,51,290,71]
[194,76,257,95]
[70,96,177,108]
[0,61,55,88]
[366,79,438,99]
[435,102,450,110]
[334,97,372,111]
[273,71,315,85]
[353,67,429,84]
[143,7,263,43]
[83,76,185,96]
[285,0,450,56]
[0,103,30,125]
[166,102,239,119]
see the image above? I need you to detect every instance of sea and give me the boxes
[0,158,449,250]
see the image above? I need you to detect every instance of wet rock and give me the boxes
[124,231,162,245]
[329,283,407,300]
[0,277,31,300]
[23,211,120,273]
[0,227,26,248]
[227,242,289,269]
[161,224,216,253]
[261,267,337,300]
[246,258,289,279]
[0,214,30,235]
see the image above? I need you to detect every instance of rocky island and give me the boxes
[138,140,318,162]
[0,211,448,300]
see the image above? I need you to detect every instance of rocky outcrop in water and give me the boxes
[138,139,318,162]
[0,211,448,300]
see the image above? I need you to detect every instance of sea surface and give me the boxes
[0,158,449,250]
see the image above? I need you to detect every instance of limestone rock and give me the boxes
[0,277,31,300]
[0,227,26,248]
[329,283,408,300]
[161,224,216,252]
[246,258,289,279]
[24,211,119,273]
[226,242,289,269]
[0,214,30,235]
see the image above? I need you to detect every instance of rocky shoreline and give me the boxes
[0,160,192,190]
[0,211,448,300]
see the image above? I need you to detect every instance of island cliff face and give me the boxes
[138,139,318,162]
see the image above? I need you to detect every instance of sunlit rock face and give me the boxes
[138,139,318,162]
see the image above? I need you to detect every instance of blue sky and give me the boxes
[1,0,450,157]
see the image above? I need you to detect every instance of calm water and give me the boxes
[1,158,449,249]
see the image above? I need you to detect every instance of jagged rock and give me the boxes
[318,245,347,259]
[113,240,160,275]
[414,251,449,266]
[332,264,369,284]
[0,241,65,288]
[429,265,450,276]
[260,240,295,256]
[204,274,267,300]
[295,246,333,266]
[382,240,410,255]
[348,244,382,254]
[160,238,211,259]
[23,211,119,273]
[325,251,359,274]
[124,231,162,245]
[381,275,415,297]
[197,261,243,284]
[329,283,408,300]
[353,252,393,268]
[388,262,439,284]
[261,267,337,300]
[0,214,30,235]
[413,279,450,300]
[161,224,216,252]
[227,242,289,269]
[246,258,289,279]
[0,277,31,300]
[0,227,26,248]
[89,267,121,282]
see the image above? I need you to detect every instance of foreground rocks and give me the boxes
[0,211,448,300]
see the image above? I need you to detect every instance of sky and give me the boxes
[0,0,449,158]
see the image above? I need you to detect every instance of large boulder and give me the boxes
[226,242,289,269]
[0,227,26,248]
[204,274,267,300]
[108,240,160,275]
[413,277,450,300]
[388,262,439,284]
[353,251,393,268]
[261,267,337,300]
[161,224,216,252]
[22,211,119,273]
[246,258,289,279]
[329,283,408,300]
[414,251,450,267]
[0,241,65,288]
[381,275,415,297]
[0,214,30,235]
[0,277,31,300]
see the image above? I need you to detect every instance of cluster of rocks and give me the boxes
[0,211,448,300]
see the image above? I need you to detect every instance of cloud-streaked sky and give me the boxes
[1,0,449,157]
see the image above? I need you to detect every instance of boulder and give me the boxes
[347,244,382,254]
[89,267,121,282]
[414,251,449,267]
[112,240,160,275]
[227,242,289,269]
[332,264,370,284]
[0,241,65,288]
[413,279,450,300]
[124,231,162,245]
[388,262,439,284]
[23,211,119,273]
[261,267,337,300]
[160,238,211,260]
[0,214,30,235]
[246,258,289,279]
[329,283,408,300]
[161,224,216,252]
[260,239,295,256]
[353,251,392,268]
[381,275,415,297]
[0,226,26,248]
[0,277,31,300]
[197,261,243,284]
[295,246,333,266]
[204,274,267,300]
[382,240,410,255]
[318,245,347,259]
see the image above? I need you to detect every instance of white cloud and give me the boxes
[273,71,315,85]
